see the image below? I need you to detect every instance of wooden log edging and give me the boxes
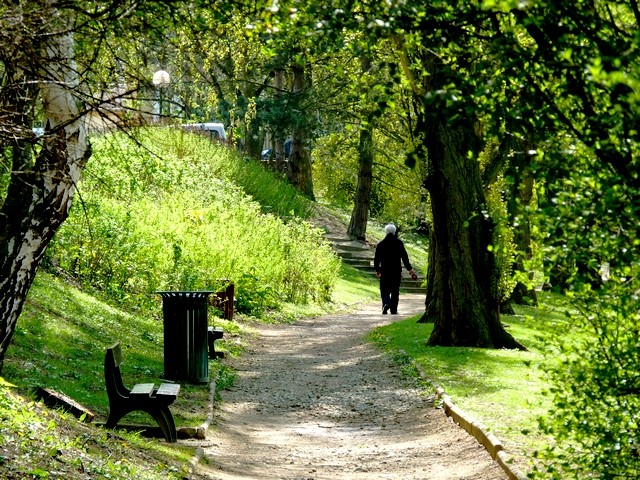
[407,355,528,480]
[185,376,218,480]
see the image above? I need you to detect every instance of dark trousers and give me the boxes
[380,275,401,314]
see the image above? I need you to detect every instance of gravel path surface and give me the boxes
[193,294,507,480]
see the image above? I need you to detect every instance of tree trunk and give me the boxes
[0,20,91,373]
[418,119,525,350]
[507,151,538,306]
[287,64,315,199]
[347,54,374,242]
[273,68,287,172]
[347,124,373,241]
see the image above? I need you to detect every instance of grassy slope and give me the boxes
[0,273,203,479]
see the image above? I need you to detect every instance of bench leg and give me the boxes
[147,406,178,443]
[105,406,178,443]
[105,409,126,430]
[207,330,225,359]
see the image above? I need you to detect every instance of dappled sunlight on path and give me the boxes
[193,294,506,480]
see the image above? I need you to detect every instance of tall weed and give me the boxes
[44,128,339,316]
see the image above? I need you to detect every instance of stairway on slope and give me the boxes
[323,234,426,295]
[311,205,426,295]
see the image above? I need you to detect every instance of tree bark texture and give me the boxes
[287,64,315,199]
[418,119,525,350]
[0,20,91,373]
[273,68,287,173]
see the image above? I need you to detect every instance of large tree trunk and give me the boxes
[0,20,91,373]
[418,118,525,350]
[287,64,314,199]
[400,42,524,350]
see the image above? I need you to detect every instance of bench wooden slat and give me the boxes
[156,383,180,397]
[130,383,155,396]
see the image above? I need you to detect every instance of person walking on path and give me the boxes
[374,223,415,315]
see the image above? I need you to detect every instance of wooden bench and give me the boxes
[104,343,180,443]
[211,283,235,320]
[208,326,225,359]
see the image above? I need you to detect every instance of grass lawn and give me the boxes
[332,263,379,306]
[369,292,573,475]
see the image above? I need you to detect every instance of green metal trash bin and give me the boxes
[157,291,213,384]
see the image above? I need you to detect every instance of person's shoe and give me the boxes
[382,304,389,314]
[390,311,398,315]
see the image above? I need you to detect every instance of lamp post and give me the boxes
[152,69,171,122]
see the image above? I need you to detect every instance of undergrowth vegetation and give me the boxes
[0,376,192,479]
[44,128,339,317]
[531,286,640,479]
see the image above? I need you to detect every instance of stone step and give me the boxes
[324,235,370,246]
[358,268,377,275]
[324,235,357,243]
[336,250,374,260]
[343,257,373,267]
[343,265,376,276]
[333,244,372,253]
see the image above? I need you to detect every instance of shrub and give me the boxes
[532,281,640,479]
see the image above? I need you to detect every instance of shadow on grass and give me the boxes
[5,272,214,427]
[369,294,572,408]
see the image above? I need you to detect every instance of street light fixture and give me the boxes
[152,69,171,121]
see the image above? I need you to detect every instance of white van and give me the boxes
[182,123,227,142]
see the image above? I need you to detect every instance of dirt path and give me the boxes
[193,295,507,480]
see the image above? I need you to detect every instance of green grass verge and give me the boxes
[1,263,365,479]
[369,292,572,474]
[331,263,379,306]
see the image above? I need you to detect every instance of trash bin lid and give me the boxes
[156,290,215,299]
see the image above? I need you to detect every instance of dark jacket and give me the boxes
[374,234,412,277]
